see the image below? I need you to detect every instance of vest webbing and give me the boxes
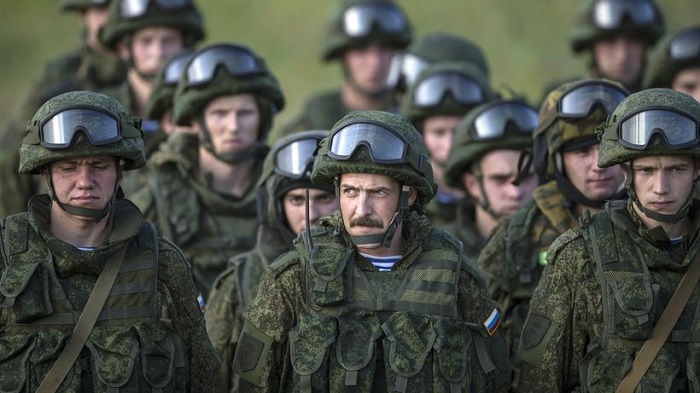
[505,200,540,286]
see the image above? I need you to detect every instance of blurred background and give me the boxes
[1,1,698,131]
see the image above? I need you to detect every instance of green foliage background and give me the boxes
[1,1,698,133]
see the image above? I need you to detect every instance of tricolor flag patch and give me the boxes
[197,293,206,313]
[484,308,501,336]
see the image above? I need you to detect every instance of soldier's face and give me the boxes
[592,36,646,88]
[46,156,119,213]
[343,43,397,95]
[339,173,416,253]
[200,94,260,155]
[672,67,700,103]
[126,27,184,77]
[81,7,109,50]
[422,115,461,167]
[561,144,624,203]
[283,188,338,235]
[463,150,536,216]
[629,155,700,227]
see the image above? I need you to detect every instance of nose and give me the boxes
[652,172,670,195]
[75,166,95,188]
[354,192,372,216]
[590,148,604,172]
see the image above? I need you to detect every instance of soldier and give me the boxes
[400,61,495,230]
[233,110,511,392]
[475,79,628,389]
[0,90,220,391]
[519,88,700,392]
[645,25,700,102]
[131,43,285,300]
[205,130,338,392]
[278,0,412,136]
[569,0,665,93]
[443,99,539,259]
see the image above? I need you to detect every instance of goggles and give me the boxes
[328,121,426,173]
[40,107,126,149]
[669,28,700,61]
[619,108,699,150]
[185,44,263,87]
[413,72,484,108]
[163,50,195,85]
[342,3,408,37]
[472,102,538,140]
[120,0,190,19]
[591,0,656,29]
[273,137,319,179]
[558,82,628,119]
[387,53,429,89]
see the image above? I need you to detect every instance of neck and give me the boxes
[50,203,109,248]
[633,203,691,239]
[341,81,393,111]
[127,69,153,118]
[474,205,498,240]
[433,164,463,199]
[199,146,255,197]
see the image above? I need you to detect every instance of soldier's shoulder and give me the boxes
[267,249,302,277]
[545,228,587,268]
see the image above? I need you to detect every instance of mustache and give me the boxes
[349,216,383,228]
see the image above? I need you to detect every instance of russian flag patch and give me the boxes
[484,308,501,336]
[197,293,206,313]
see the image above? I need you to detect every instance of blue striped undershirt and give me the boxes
[360,253,402,272]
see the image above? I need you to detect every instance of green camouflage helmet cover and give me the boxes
[533,78,629,180]
[644,25,700,89]
[570,0,664,54]
[598,88,700,167]
[321,0,412,62]
[406,32,490,78]
[59,0,110,12]
[400,62,494,126]
[19,90,146,174]
[146,48,195,120]
[99,0,205,50]
[444,99,535,190]
[172,43,285,142]
[311,110,437,207]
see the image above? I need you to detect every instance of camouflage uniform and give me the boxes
[0,91,220,392]
[205,130,333,392]
[519,89,700,392]
[233,110,511,392]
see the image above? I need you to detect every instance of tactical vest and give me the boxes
[285,226,507,392]
[579,209,700,393]
[0,214,186,392]
[503,199,542,297]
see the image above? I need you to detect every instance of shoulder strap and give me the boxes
[36,244,128,393]
[615,251,700,393]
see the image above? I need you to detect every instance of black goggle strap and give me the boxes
[625,164,690,224]
[513,149,534,186]
[473,170,501,221]
[349,185,411,248]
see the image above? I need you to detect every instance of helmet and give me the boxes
[59,0,110,12]
[532,78,629,181]
[644,25,700,89]
[19,90,146,174]
[400,62,494,127]
[387,32,490,93]
[99,0,205,50]
[598,88,700,167]
[569,0,664,54]
[321,0,412,62]
[444,99,538,190]
[146,48,195,120]
[172,43,285,144]
[311,110,436,208]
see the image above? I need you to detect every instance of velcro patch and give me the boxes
[237,331,264,372]
[520,313,551,350]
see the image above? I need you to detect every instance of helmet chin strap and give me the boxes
[625,165,695,224]
[197,116,267,164]
[44,166,120,223]
[554,159,610,209]
[346,184,412,248]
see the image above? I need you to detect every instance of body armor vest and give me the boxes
[0,214,186,392]
[579,208,700,393]
[285,225,506,392]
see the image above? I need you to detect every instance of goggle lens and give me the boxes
[619,109,699,150]
[41,108,122,148]
[413,72,484,107]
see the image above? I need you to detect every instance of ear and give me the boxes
[407,185,418,206]
[620,163,630,182]
[461,172,481,200]
[694,157,700,180]
[116,40,130,60]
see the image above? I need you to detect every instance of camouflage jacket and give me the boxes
[453,198,487,261]
[519,199,700,392]
[0,195,220,392]
[233,211,511,392]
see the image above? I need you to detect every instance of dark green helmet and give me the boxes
[644,25,700,89]
[19,90,146,174]
[312,110,436,207]
[444,99,538,190]
[99,0,205,50]
[400,62,494,127]
[570,0,664,54]
[146,48,195,120]
[321,0,412,62]
[172,43,285,143]
[59,0,109,12]
[598,88,700,167]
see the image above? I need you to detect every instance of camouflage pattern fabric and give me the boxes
[0,195,221,392]
[519,199,700,392]
[233,211,510,392]
[451,198,487,262]
[476,180,579,389]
